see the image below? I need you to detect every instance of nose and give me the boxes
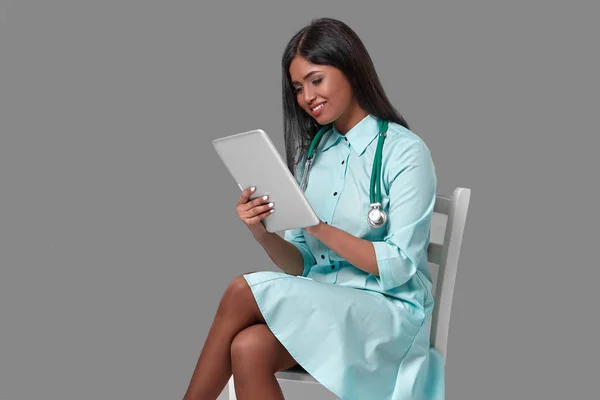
[303,86,316,105]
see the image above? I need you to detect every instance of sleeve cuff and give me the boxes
[287,240,315,277]
[372,240,419,291]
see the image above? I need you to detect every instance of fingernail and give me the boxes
[263,195,268,200]
[251,187,256,192]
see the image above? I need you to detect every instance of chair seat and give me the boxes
[275,364,318,383]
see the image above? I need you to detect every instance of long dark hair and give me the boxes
[282,17,410,178]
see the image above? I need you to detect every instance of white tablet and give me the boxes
[212,129,320,233]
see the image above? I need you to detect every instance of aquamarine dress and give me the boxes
[243,114,444,399]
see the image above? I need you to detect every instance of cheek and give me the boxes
[327,80,352,104]
[338,86,354,105]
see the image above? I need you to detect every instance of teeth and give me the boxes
[312,103,324,111]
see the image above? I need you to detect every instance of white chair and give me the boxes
[228,187,471,399]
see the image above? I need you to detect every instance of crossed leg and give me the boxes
[182,274,298,400]
[230,323,300,399]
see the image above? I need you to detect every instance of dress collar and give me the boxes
[320,114,380,157]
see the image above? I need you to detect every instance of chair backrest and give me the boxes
[427,187,471,363]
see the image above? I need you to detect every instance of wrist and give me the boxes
[306,220,325,236]
[252,228,270,242]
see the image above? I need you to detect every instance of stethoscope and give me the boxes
[299,118,389,228]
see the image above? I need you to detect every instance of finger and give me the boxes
[251,194,270,208]
[244,202,274,218]
[241,194,269,213]
[237,186,256,205]
[249,208,275,224]
[242,206,271,224]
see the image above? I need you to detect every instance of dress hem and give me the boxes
[243,273,345,399]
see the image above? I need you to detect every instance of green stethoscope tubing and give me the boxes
[300,118,389,228]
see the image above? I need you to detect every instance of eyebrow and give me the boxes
[291,71,321,85]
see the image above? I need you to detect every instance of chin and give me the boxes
[314,113,336,125]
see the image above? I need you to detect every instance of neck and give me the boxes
[333,100,368,134]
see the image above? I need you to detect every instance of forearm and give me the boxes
[253,231,305,276]
[306,222,379,276]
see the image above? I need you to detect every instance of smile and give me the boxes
[311,103,325,111]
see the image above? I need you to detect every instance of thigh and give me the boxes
[231,323,299,373]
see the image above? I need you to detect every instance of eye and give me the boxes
[292,77,322,95]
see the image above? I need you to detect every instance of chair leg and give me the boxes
[228,376,237,400]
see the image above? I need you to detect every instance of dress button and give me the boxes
[331,265,335,270]
[333,192,337,196]
[321,255,325,259]
[344,137,348,141]
[341,160,344,165]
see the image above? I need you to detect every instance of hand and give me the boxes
[236,186,275,238]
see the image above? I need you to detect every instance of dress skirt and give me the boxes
[243,270,444,400]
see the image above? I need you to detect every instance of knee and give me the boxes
[228,275,250,294]
[222,275,250,301]
[216,275,253,315]
[230,325,274,373]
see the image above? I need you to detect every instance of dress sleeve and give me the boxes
[371,139,437,291]
[284,228,315,277]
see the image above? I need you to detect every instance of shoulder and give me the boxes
[381,123,436,182]
[383,122,433,162]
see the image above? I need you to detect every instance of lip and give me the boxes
[309,102,326,117]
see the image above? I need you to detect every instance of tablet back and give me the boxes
[212,129,320,233]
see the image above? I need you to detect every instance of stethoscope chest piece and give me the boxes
[367,203,387,228]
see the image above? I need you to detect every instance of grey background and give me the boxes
[1,1,598,399]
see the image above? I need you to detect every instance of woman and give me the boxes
[183,18,444,400]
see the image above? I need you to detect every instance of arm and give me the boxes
[250,160,317,277]
[252,230,310,276]
[306,222,379,275]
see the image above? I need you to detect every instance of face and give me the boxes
[289,56,355,125]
